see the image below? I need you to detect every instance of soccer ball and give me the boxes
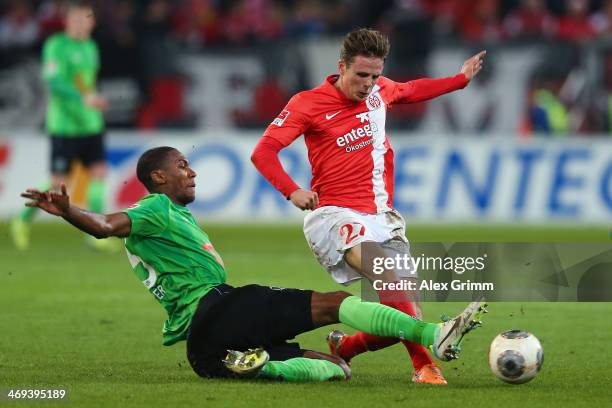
[488,330,543,384]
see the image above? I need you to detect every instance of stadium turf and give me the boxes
[1,222,610,407]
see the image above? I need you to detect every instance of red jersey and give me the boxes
[252,74,468,214]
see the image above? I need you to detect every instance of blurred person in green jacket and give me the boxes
[11,0,113,251]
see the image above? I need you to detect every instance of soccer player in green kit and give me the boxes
[11,0,110,251]
[19,146,487,381]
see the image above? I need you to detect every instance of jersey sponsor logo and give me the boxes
[335,123,377,147]
[325,110,342,120]
[335,112,378,152]
[367,93,381,109]
[356,112,370,123]
[272,110,290,127]
[345,138,374,153]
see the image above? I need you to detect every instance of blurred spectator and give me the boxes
[5,0,612,133]
[527,78,570,135]
[323,0,353,35]
[503,0,557,40]
[134,0,192,128]
[592,53,612,132]
[37,0,67,39]
[95,0,138,78]
[214,0,283,45]
[352,0,394,29]
[380,0,433,60]
[217,0,252,44]
[172,0,221,46]
[456,0,505,43]
[590,0,612,35]
[98,0,136,48]
[135,0,178,82]
[421,0,463,38]
[248,0,285,42]
[556,0,595,41]
[285,0,325,38]
[0,0,40,50]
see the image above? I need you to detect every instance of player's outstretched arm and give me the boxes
[394,51,485,103]
[21,184,131,238]
[461,50,486,82]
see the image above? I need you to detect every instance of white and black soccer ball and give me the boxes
[488,330,543,384]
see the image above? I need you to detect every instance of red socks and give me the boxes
[384,298,434,370]
[337,331,398,359]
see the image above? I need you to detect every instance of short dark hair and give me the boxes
[340,28,390,66]
[136,146,176,192]
[66,0,95,13]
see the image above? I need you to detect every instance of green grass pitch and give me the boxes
[1,222,611,407]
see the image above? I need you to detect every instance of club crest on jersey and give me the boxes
[366,93,382,110]
[272,110,290,126]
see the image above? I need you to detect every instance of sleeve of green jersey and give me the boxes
[123,194,170,237]
[42,36,83,101]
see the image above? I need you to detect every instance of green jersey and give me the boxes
[123,194,227,346]
[42,33,104,136]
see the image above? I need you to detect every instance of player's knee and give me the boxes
[311,291,352,326]
[330,290,352,301]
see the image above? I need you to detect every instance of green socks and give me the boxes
[338,296,438,348]
[19,205,37,223]
[86,179,105,213]
[259,358,346,382]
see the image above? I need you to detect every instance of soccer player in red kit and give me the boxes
[251,28,485,384]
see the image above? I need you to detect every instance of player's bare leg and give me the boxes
[328,242,447,384]
[83,161,118,252]
[87,161,107,214]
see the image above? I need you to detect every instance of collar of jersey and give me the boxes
[325,74,361,105]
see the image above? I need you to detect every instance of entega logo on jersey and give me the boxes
[336,123,378,147]
[335,112,378,152]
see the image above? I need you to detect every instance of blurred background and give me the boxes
[1,0,611,224]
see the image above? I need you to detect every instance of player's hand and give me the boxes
[461,50,486,82]
[289,189,319,210]
[21,183,70,217]
[84,93,109,111]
